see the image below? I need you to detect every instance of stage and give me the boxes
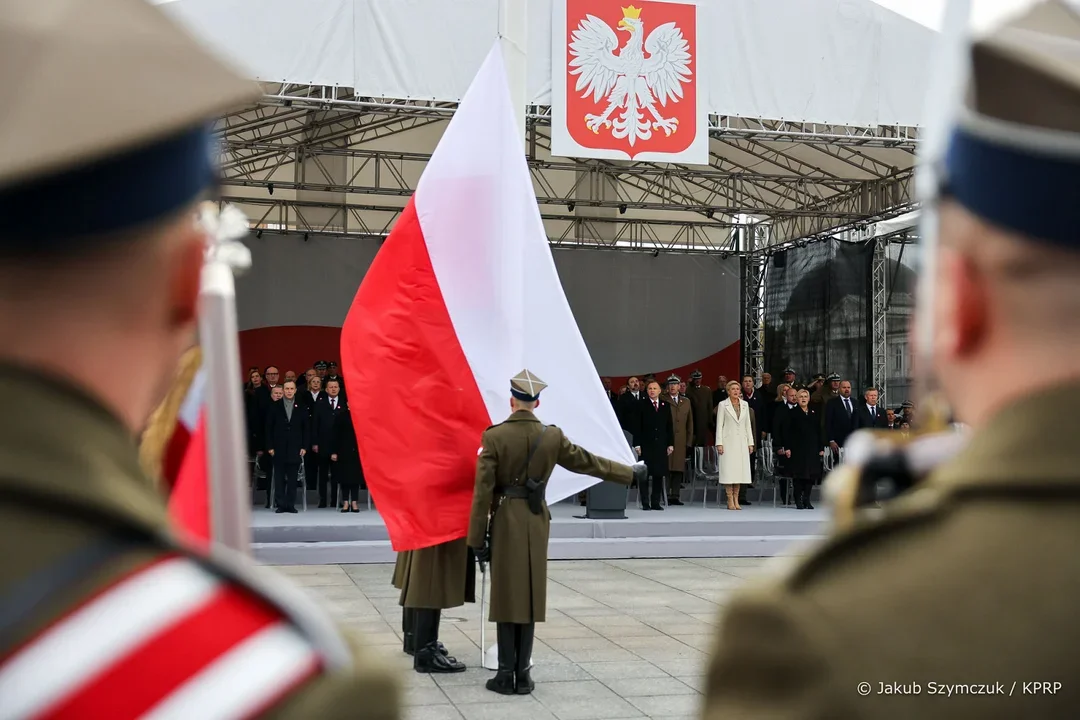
[251,496,827,565]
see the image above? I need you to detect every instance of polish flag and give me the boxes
[340,43,634,552]
[165,367,212,546]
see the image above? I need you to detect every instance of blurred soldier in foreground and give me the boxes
[702,3,1080,718]
[469,370,646,695]
[0,0,398,716]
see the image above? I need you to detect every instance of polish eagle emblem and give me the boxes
[568,5,692,147]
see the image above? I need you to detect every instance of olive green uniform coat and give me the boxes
[701,384,1080,719]
[667,394,694,472]
[685,384,713,445]
[0,369,399,720]
[394,540,475,610]
[467,410,634,623]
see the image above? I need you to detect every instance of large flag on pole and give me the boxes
[341,42,634,552]
[167,367,211,545]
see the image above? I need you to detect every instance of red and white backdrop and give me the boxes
[235,233,741,387]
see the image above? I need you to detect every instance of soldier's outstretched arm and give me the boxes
[555,430,633,486]
[467,430,499,548]
[701,589,853,719]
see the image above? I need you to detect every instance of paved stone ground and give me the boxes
[273,558,773,720]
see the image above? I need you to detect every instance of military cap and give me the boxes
[327,361,339,369]
[783,368,796,375]
[690,370,703,380]
[813,373,826,381]
[510,369,547,402]
[942,0,1080,251]
[901,400,915,409]
[314,361,329,370]
[666,374,681,386]
[827,373,842,381]
[0,0,258,245]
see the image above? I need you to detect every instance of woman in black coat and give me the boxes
[777,388,824,509]
[330,406,364,512]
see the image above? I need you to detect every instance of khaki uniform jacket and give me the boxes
[0,368,399,719]
[685,384,713,445]
[810,387,839,433]
[701,384,1080,719]
[667,395,694,471]
[467,410,634,623]
[393,540,476,610]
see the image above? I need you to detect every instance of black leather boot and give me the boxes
[413,609,465,673]
[486,623,517,694]
[804,484,815,510]
[514,623,536,695]
[402,607,416,655]
[738,485,752,506]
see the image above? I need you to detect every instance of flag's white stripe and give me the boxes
[0,558,220,720]
[178,368,208,430]
[142,623,317,720]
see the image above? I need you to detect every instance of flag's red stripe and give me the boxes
[340,197,490,551]
[161,422,192,492]
[40,586,282,720]
[168,411,210,546]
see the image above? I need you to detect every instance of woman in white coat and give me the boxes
[716,380,755,510]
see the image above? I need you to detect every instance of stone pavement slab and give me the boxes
[271,557,772,720]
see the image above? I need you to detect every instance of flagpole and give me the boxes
[199,205,254,555]
[497,0,527,144]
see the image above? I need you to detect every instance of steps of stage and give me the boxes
[251,504,827,565]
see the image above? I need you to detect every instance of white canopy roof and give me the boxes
[163,0,935,128]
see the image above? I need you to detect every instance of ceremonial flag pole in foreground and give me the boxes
[341,42,634,553]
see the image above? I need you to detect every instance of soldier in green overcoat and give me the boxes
[467,370,646,695]
[701,6,1080,718]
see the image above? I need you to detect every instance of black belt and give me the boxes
[498,486,530,499]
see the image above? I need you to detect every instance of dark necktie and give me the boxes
[653,401,658,411]
[844,398,851,416]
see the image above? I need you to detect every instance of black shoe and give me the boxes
[742,498,752,506]
[340,506,349,513]
[286,507,298,513]
[486,671,516,694]
[351,507,360,513]
[414,642,465,673]
[668,497,684,506]
[651,504,664,511]
[318,502,327,508]
[275,507,286,514]
[641,505,652,511]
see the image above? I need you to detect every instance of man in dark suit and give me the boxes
[266,380,310,513]
[314,378,347,508]
[324,361,347,400]
[633,380,674,511]
[299,375,327,503]
[741,375,766,506]
[601,377,618,412]
[853,386,890,431]
[825,380,858,453]
[617,376,645,439]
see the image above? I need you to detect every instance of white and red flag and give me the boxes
[341,43,634,552]
[162,359,212,546]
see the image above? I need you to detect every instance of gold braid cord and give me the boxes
[139,346,203,491]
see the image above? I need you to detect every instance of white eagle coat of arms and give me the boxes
[568,5,693,147]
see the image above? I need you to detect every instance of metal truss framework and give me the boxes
[871,237,889,398]
[216,86,921,255]
[741,226,768,381]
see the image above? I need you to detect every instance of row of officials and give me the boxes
[3,0,1079,716]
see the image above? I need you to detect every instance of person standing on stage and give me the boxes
[468,370,646,695]
[665,374,694,505]
[635,379,675,510]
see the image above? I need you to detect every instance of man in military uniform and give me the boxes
[468,370,646,695]
[811,372,842,431]
[665,374,693,505]
[0,1,399,716]
[702,4,1080,717]
[685,370,713,448]
[394,539,474,673]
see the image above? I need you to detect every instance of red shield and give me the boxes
[564,0,698,159]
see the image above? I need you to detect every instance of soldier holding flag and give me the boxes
[701,3,1080,717]
[468,370,647,695]
[0,0,399,716]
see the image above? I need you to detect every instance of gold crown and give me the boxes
[621,5,642,19]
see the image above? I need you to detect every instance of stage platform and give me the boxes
[251,497,827,565]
